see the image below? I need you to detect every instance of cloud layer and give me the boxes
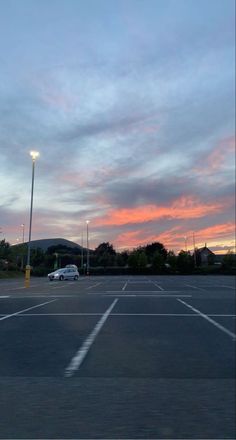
[0,0,235,253]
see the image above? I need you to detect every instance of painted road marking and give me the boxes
[106,290,182,293]
[2,313,235,317]
[86,282,102,290]
[152,282,164,290]
[88,293,192,298]
[0,296,9,298]
[5,284,42,291]
[184,284,206,291]
[65,298,118,377]
[0,299,57,322]
[1,295,84,299]
[122,282,128,291]
[178,298,236,341]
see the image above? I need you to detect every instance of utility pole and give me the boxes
[86,220,90,275]
[81,231,84,273]
[184,236,187,252]
[193,232,197,267]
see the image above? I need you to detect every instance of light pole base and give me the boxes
[25,265,31,288]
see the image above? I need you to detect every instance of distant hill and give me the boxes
[13,238,83,251]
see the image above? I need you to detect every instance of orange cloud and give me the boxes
[94,196,223,227]
[115,230,148,248]
[192,222,235,241]
[114,222,235,252]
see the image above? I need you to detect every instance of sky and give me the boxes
[0,0,235,254]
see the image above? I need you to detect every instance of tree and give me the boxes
[95,242,116,255]
[177,251,194,273]
[128,250,147,271]
[94,242,116,267]
[116,251,129,267]
[152,251,165,272]
[142,242,168,264]
[30,248,45,267]
[222,251,236,270]
[0,239,11,259]
[166,250,177,271]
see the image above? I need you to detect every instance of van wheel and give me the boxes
[59,275,64,281]
[74,275,78,280]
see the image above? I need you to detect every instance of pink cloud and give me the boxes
[94,196,223,227]
[193,135,235,175]
[114,222,235,252]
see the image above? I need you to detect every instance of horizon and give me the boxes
[9,235,234,256]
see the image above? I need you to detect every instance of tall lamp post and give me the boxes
[25,151,39,288]
[20,224,25,270]
[21,223,25,243]
[184,236,187,252]
[81,231,84,273]
[192,231,197,267]
[86,220,90,276]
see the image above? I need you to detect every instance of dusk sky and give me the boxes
[0,0,235,253]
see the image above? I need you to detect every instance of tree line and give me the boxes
[0,239,235,275]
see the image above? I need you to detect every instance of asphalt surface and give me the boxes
[0,275,235,439]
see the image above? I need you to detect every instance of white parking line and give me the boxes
[2,312,235,317]
[184,284,206,291]
[88,293,192,298]
[86,282,102,290]
[0,299,57,322]
[152,282,164,291]
[5,284,43,291]
[178,299,236,341]
[65,298,118,377]
[0,296,9,298]
[6,295,81,298]
[122,282,128,291]
[106,290,181,293]
[221,285,235,290]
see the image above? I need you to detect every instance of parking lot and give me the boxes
[0,275,235,439]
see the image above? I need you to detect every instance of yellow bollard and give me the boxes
[25,265,31,288]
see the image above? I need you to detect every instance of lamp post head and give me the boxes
[30,151,39,161]
[86,220,90,225]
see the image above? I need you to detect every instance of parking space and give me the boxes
[0,275,235,439]
[0,315,99,377]
[75,313,235,379]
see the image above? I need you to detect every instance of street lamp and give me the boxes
[192,231,197,267]
[81,231,84,273]
[20,223,25,270]
[21,223,25,243]
[25,150,39,288]
[86,220,90,276]
[184,236,187,252]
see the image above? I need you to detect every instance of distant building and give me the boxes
[195,245,215,266]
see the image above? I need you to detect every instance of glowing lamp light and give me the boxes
[30,151,39,161]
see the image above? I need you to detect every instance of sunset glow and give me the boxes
[94,197,223,226]
[0,0,235,254]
